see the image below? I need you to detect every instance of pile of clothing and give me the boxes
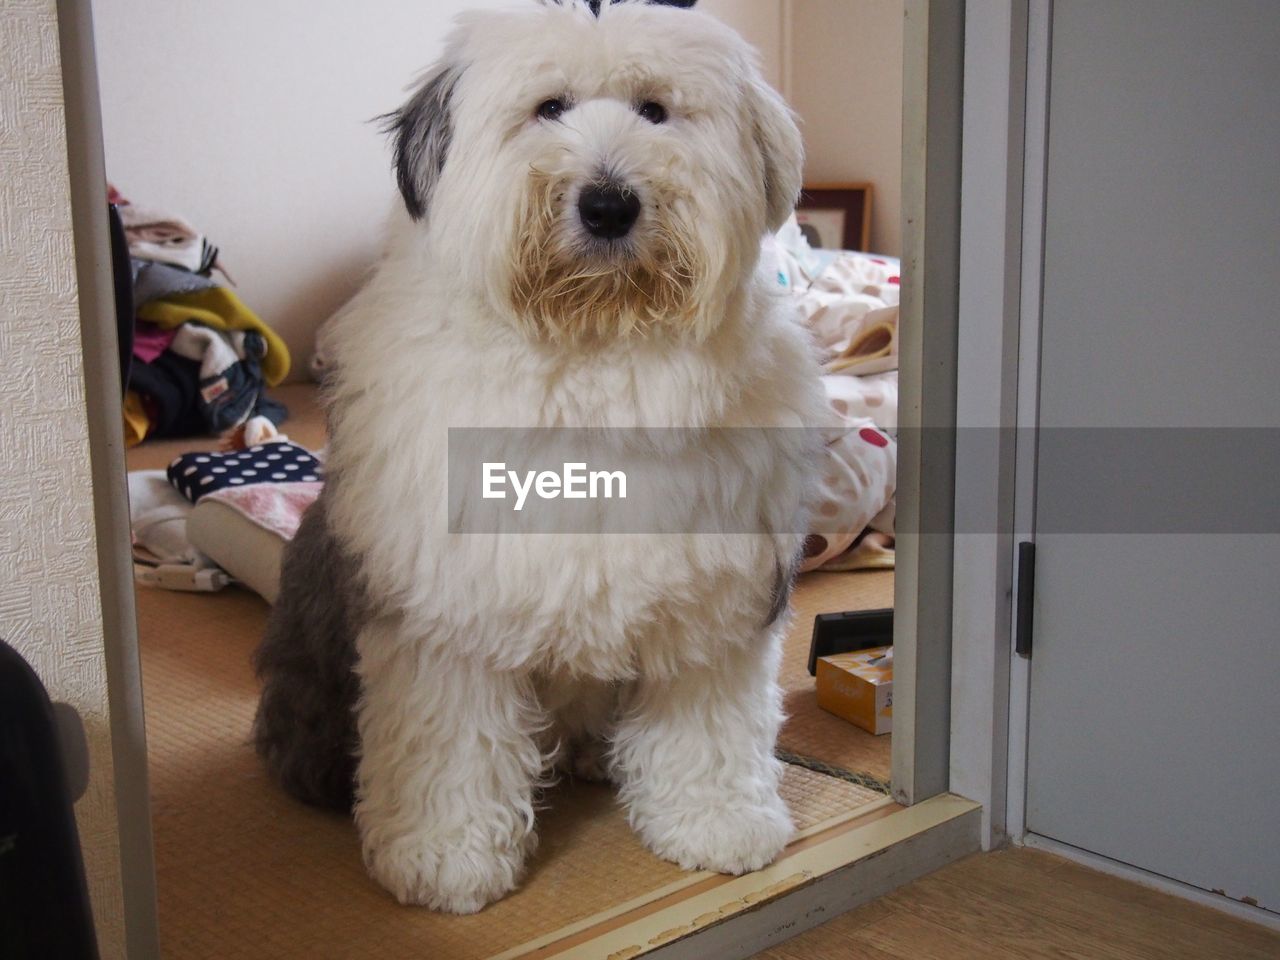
[112,186,291,447]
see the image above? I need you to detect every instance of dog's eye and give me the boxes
[637,101,668,125]
[537,98,567,121]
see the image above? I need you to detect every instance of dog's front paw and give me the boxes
[362,826,532,913]
[571,738,613,783]
[635,795,794,875]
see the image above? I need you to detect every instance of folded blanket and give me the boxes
[801,406,897,573]
[784,232,901,571]
[825,306,898,377]
[824,371,898,433]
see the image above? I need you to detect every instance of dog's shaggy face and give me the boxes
[385,0,802,343]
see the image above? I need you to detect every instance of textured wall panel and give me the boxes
[0,0,127,956]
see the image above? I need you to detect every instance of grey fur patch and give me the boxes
[583,0,697,14]
[765,553,798,628]
[252,493,364,812]
[384,64,462,221]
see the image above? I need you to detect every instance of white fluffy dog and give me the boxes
[253,0,826,914]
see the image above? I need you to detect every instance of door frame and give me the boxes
[54,0,969,954]
[946,0,1040,850]
[892,0,965,808]
[1003,0,1050,849]
[56,0,161,955]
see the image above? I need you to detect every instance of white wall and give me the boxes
[93,1,787,381]
[789,0,904,255]
[94,0,501,381]
[94,1,901,378]
[93,0,900,378]
[1,0,126,954]
[701,0,785,89]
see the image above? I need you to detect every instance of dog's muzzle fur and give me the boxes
[509,171,705,342]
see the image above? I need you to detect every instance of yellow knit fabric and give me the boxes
[137,287,291,386]
[123,390,150,447]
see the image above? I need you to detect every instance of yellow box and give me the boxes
[815,646,893,736]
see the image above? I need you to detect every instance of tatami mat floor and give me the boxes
[126,383,894,959]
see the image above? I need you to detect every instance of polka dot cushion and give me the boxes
[167,442,323,504]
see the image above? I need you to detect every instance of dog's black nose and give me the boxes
[578,183,641,240]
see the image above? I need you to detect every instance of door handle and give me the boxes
[1016,541,1036,657]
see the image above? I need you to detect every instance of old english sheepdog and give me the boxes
[253,0,826,913]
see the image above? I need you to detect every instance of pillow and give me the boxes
[186,481,322,603]
[167,441,321,503]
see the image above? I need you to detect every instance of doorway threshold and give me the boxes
[507,794,981,960]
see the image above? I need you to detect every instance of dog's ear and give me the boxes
[748,79,804,232]
[383,63,463,221]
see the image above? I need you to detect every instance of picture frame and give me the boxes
[795,182,874,252]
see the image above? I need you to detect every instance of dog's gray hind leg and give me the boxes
[252,494,362,812]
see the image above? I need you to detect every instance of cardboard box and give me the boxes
[815,645,893,735]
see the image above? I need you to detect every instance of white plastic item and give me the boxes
[186,498,288,603]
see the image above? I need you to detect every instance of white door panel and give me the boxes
[1026,0,1280,911]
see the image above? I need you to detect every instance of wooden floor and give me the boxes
[753,847,1280,960]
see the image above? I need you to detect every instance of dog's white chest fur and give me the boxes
[325,255,821,680]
